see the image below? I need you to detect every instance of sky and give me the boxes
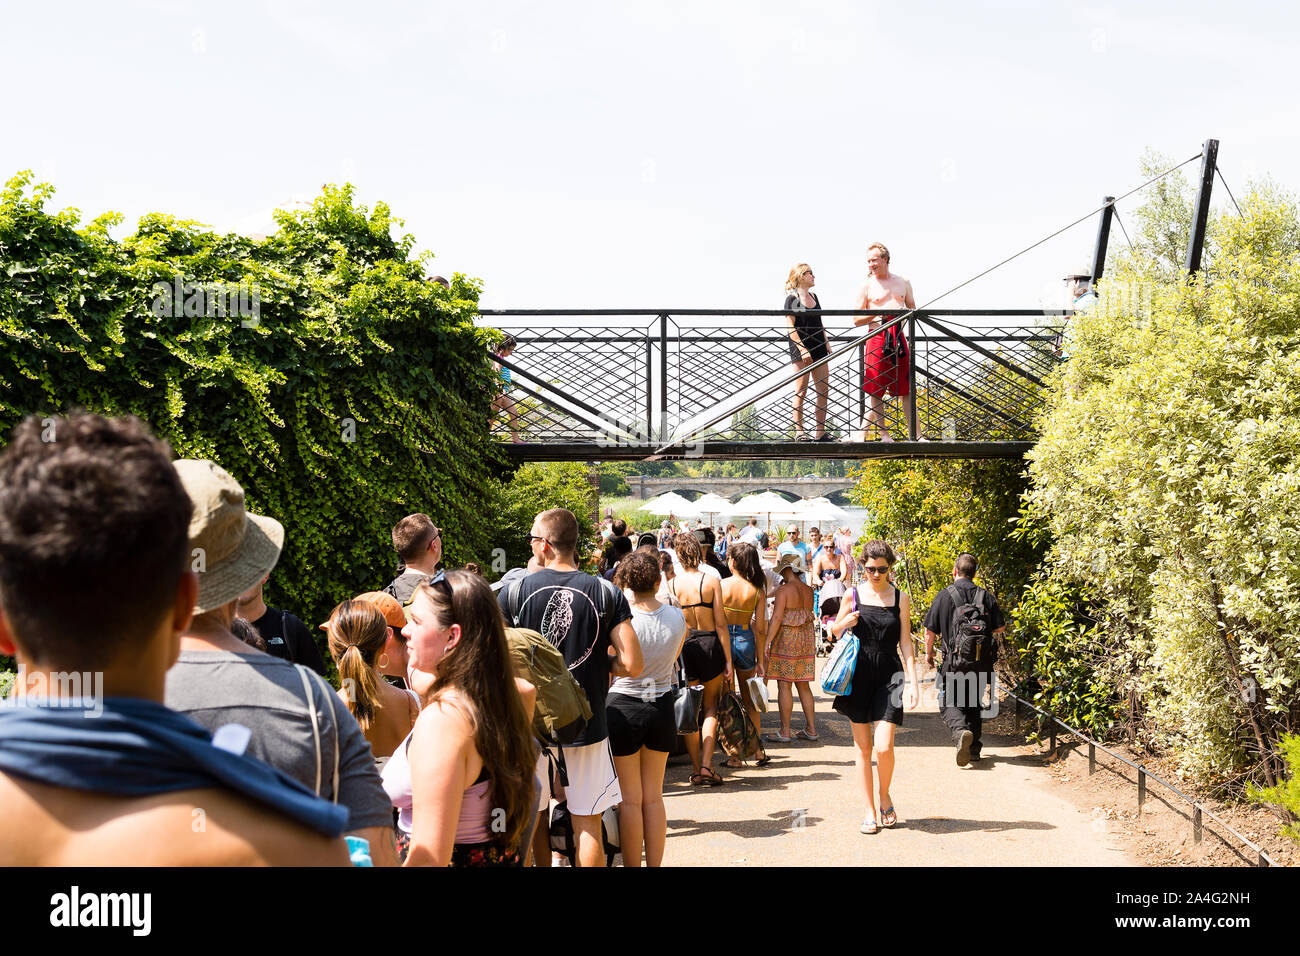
[3,1,1297,317]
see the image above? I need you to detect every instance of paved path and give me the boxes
[658,664,1137,866]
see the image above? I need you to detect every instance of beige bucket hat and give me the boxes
[174,459,284,614]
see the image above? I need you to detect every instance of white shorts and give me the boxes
[555,739,622,817]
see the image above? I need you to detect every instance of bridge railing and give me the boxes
[479,309,1066,452]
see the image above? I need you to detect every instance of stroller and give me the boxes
[814,578,847,656]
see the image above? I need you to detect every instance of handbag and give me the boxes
[672,659,703,734]
[820,588,860,696]
[744,675,768,714]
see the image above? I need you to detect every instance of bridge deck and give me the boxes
[501,440,1033,462]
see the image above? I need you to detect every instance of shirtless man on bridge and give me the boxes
[852,242,915,442]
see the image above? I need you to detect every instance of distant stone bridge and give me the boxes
[629,474,854,501]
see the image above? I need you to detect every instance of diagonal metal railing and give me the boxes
[479,309,1067,460]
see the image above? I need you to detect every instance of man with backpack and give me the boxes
[923,553,1006,767]
[499,508,643,867]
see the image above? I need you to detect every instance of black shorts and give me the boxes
[788,326,829,364]
[681,629,727,684]
[606,692,678,756]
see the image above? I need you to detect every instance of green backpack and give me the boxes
[504,627,593,746]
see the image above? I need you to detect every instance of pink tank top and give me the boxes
[454,769,493,844]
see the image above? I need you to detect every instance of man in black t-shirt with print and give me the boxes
[500,508,642,868]
[923,553,1005,767]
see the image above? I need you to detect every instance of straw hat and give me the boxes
[775,551,805,575]
[174,459,284,615]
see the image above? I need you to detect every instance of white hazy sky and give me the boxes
[3,1,1297,314]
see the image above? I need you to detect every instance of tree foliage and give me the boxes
[493,462,597,572]
[847,456,1044,634]
[0,171,508,641]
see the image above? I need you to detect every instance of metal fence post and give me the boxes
[1137,767,1146,816]
[907,312,918,440]
[658,313,669,442]
[1185,138,1219,277]
[1013,697,1020,736]
[1049,722,1057,754]
[1088,742,1095,775]
[1193,806,1202,844]
[644,327,653,441]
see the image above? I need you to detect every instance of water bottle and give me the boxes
[345,835,374,867]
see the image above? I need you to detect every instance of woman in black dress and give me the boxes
[784,263,832,442]
[829,541,919,834]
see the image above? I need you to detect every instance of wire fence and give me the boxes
[1002,686,1278,867]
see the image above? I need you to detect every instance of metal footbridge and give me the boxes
[479,308,1066,461]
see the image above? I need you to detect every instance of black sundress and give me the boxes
[831,585,905,726]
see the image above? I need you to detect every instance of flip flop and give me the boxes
[860,818,880,835]
[880,805,898,828]
[755,753,772,766]
[764,731,792,743]
[794,729,820,741]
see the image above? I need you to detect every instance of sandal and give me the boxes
[723,756,746,769]
[880,805,898,828]
[755,752,772,766]
[696,766,725,786]
[860,818,880,835]
[764,731,792,743]
[794,729,820,741]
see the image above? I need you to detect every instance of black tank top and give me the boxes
[851,585,902,659]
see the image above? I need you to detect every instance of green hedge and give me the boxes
[0,172,511,641]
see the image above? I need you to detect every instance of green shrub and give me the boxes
[0,172,508,633]
[1027,187,1300,784]
[493,462,598,574]
[1249,732,1300,843]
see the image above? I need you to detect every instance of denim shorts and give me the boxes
[729,624,757,672]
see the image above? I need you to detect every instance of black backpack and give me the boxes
[945,584,995,672]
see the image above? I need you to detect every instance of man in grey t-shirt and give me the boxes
[169,458,397,864]
[165,652,394,835]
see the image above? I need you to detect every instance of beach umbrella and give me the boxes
[730,492,800,532]
[693,493,734,526]
[638,492,700,520]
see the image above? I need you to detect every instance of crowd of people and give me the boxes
[0,412,1004,865]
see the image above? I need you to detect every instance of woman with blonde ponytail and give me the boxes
[326,600,419,767]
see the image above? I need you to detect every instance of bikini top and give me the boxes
[674,574,711,611]
[723,591,759,617]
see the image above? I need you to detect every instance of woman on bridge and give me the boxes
[785,263,832,442]
[830,541,919,834]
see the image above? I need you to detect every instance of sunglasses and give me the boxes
[864,565,891,575]
[525,533,549,546]
[426,573,453,597]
